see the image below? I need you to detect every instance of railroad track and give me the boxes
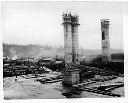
[78,87,121,97]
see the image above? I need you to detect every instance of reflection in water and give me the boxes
[61,84,82,98]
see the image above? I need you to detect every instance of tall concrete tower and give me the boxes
[62,13,73,64]
[62,13,80,65]
[62,13,80,85]
[72,15,80,65]
[101,19,111,62]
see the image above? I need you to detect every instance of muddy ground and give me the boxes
[3,72,124,99]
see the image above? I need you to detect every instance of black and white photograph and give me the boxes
[1,0,127,101]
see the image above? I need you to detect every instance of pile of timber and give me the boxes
[72,75,123,97]
[36,75,62,84]
[89,75,117,82]
[73,75,118,88]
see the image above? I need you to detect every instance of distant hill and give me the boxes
[3,43,123,60]
[3,43,64,59]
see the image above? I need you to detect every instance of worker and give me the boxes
[15,71,18,82]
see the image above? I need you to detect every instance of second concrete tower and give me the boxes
[101,19,111,62]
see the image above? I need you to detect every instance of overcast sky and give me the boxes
[2,1,123,50]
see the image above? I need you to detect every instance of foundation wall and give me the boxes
[62,69,80,85]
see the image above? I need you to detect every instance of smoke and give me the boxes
[11,55,18,60]
[7,45,64,60]
[7,44,123,61]
[9,49,17,58]
[34,47,64,59]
